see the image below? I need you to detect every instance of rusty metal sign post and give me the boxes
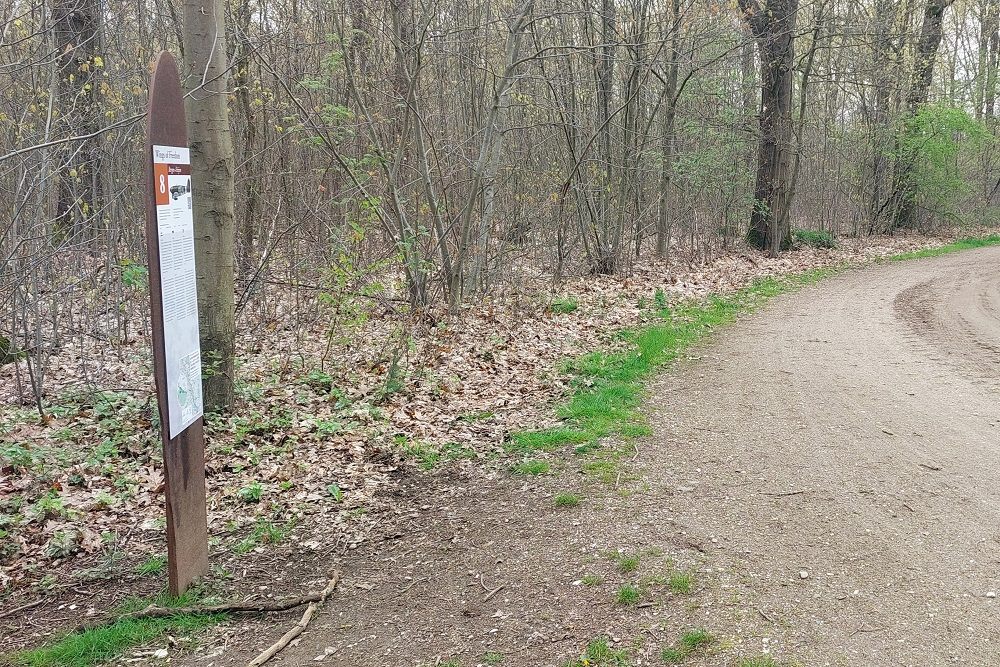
[144,51,209,596]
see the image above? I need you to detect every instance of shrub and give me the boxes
[792,228,837,249]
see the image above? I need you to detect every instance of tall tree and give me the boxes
[981,0,1000,121]
[739,0,799,255]
[594,0,618,274]
[656,0,681,259]
[889,0,957,229]
[52,0,100,237]
[182,0,236,411]
[867,0,900,233]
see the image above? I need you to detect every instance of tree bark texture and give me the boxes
[52,0,100,237]
[739,0,798,256]
[182,0,237,412]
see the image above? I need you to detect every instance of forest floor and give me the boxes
[4,236,1000,666]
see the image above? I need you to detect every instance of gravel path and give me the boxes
[188,247,1000,667]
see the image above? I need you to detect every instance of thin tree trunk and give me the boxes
[593,0,616,274]
[52,0,100,238]
[984,2,1000,120]
[786,0,826,222]
[656,0,680,259]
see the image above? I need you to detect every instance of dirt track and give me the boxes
[189,247,1000,667]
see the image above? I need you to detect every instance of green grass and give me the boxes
[483,652,505,665]
[660,647,686,664]
[581,454,625,484]
[890,234,1000,261]
[615,552,640,574]
[550,296,580,314]
[12,591,225,667]
[738,658,780,667]
[398,439,476,469]
[564,637,630,667]
[134,554,166,576]
[581,574,603,586]
[668,572,694,595]
[615,583,641,605]
[678,629,712,651]
[236,481,263,503]
[660,629,714,663]
[509,272,836,456]
[792,228,837,249]
[235,518,294,554]
[554,492,581,507]
[512,459,551,475]
[506,427,591,454]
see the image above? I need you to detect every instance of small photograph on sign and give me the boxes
[153,145,203,438]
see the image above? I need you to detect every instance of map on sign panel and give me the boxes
[153,145,203,438]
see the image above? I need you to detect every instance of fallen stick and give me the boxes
[482,584,505,602]
[247,570,341,667]
[0,597,46,620]
[73,570,341,634]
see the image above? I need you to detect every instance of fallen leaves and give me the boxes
[0,232,964,594]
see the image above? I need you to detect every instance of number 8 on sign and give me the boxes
[154,162,170,205]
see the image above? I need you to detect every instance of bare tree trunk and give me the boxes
[739,0,798,255]
[594,0,617,274]
[182,0,236,411]
[867,0,898,233]
[453,0,534,306]
[52,0,100,238]
[983,1,1000,120]
[786,0,826,221]
[656,0,680,259]
[389,0,429,307]
[232,0,259,272]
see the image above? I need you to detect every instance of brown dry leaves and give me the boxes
[0,233,960,595]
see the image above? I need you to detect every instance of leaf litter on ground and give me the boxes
[0,232,979,601]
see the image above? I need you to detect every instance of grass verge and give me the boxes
[8,591,227,667]
[889,233,1000,261]
[509,268,837,454]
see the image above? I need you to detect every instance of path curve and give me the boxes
[191,247,1000,667]
[641,245,1000,665]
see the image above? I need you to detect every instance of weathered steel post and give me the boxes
[144,51,209,596]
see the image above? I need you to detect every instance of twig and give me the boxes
[397,578,420,595]
[0,597,46,620]
[763,490,807,497]
[479,574,505,601]
[757,607,776,623]
[483,584,506,602]
[74,571,341,633]
[247,570,341,667]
